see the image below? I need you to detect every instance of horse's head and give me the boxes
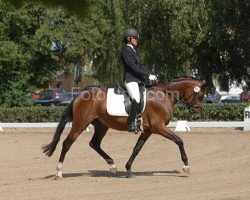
[179,79,207,119]
[152,77,207,119]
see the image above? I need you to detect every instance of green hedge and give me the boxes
[0,106,66,122]
[0,104,248,122]
[172,104,246,121]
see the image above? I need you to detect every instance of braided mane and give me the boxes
[168,76,199,82]
[149,76,201,88]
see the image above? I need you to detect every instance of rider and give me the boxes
[121,27,158,133]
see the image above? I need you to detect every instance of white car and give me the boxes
[220,95,241,104]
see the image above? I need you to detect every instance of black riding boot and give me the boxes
[128,99,139,133]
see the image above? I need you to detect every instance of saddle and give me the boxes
[114,82,145,114]
[106,82,146,117]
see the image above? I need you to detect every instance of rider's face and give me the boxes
[130,36,139,46]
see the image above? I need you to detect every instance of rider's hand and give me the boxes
[149,74,158,81]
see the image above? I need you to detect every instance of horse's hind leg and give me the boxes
[55,115,95,179]
[54,123,85,179]
[89,119,117,173]
[157,126,190,174]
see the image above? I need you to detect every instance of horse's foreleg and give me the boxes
[172,133,190,174]
[89,119,116,173]
[125,132,151,178]
[157,126,190,174]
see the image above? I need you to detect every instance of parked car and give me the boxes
[29,92,41,99]
[41,89,65,100]
[220,95,241,104]
[33,89,65,106]
[58,92,79,106]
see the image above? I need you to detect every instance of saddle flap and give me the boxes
[107,89,127,116]
[107,87,146,117]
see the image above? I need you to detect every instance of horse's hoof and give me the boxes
[54,173,62,180]
[182,166,190,174]
[126,173,136,178]
[109,164,117,174]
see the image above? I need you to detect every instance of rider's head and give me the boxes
[123,28,140,46]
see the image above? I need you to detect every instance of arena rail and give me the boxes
[0,121,249,131]
[0,122,89,132]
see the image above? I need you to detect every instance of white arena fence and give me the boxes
[0,121,250,131]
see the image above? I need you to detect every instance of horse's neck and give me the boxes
[151,82,185,104]
[165,82,178,89]
[165,82,184,95]
[167,82,185,104]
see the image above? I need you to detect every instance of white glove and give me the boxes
[149,74,158,81]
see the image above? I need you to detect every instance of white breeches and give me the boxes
[125,82,140,104]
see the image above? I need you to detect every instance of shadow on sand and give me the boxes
[43,169,188,179]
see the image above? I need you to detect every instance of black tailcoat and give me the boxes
[121,45,150,83]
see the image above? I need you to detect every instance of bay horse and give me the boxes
[42,77,206,179]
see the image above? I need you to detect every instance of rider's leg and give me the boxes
[125,82,140,132]
[128,99,139,132]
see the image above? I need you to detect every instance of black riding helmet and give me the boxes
[123,28,140,43]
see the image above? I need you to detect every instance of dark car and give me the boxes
[42,89,65,100]
[33,89,65,106]
[58,92,79,106]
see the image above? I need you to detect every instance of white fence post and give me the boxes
[244,107,250,131]
[175,120,191,132]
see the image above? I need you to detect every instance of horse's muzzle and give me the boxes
[191,113,201,119]
[189,105,202,119]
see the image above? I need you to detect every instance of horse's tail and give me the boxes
[42,99,74,157]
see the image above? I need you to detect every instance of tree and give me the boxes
[4,0,89,17]
[123,0,208,79]
[94,0,126,86]
[0,1,32,106]
[195,0,250,87]
[0,0,110,106]
[1,0,250,107]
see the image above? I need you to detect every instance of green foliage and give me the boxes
[0,0,111,105]
[172,103,246,121]
[0,0,249,106]
[4,0,89,17]
[196,0,250,86]
[2,74,33,107]
[201,104,246,121]
[123,0,209,79]
[0,106,66,122]
[0,104,246,122]
[94,0,125,86]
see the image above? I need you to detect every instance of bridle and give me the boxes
[150,80,204,115]
[179,82,204,116]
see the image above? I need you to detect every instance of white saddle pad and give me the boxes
[106,88,146,116]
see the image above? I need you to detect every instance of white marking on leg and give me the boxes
[182,165,190,174]
[54,162,63,179]
[109,164,117,174]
